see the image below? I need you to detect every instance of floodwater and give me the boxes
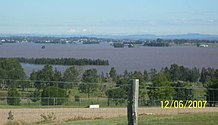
[1,43,218,76]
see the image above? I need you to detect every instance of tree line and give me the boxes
[0,58,218,107]
[1,57,109,66]
[143,38,170,47]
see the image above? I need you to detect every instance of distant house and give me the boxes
[128,44,134,48]
[199,44,209,48]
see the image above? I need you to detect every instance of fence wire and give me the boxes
[0,79,218,125]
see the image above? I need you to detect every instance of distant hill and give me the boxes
[94,33,218,40]
[75,33,218,40]
[159,33,218,40]
[1,33,218,40]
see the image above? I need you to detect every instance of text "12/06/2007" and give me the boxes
[161,100,207,108]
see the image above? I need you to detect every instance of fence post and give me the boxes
[128,79,139,125]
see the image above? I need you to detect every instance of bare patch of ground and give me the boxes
[0,107,218,124]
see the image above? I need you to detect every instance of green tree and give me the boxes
[37,65,54,81]
[109,67,117,82]
[169,64,180,81]
[0,59,26,90]
[32,65,56,90]
[82,69,98,83]
[123,70,129,79]
[78,69,98,98]
[148,73,173,105]
[100,72,107,83]
[116,78,130,95]
[178,66,189,81]
[206,70,218,107]
[53,69,62,81]
[29,89,41,102]
[30,70,37,80]
[143,70,149,82]
[130,71,145,84]
[51,69,62,87]
[63,66,81,82]
[7,87,21,105]
[172,81,193,100]
[149,68,157,81]
[61,66,81,89]
[41,86,68,105]
[188,67,200,82]
[19,81,30,91]
[106,88,126,106]
[200,67,215,84]
[0,58,26,80]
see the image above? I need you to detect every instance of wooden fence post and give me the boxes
[128,79,139,125]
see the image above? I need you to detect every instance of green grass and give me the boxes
[207,43,218,47]
[0,97,128,108]
[173,43,196,46]
[39,112,218,125]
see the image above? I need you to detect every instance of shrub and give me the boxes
[7,111,14,121]
[39,112,56,123]
[106,88,127,106]
[75,95,80,102]
[5,111,28,125]
[7,88,21,105]
[41,86,68,105]
[29,90,41,102]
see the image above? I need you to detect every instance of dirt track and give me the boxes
[0,107,218,124]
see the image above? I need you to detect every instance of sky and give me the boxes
[0,0,218,35]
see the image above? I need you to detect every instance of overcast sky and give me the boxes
[0,0,218,35]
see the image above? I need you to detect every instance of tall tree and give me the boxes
[200,67,215,84]
[116,78,130,96]
[78,69,98,98]
[188,67,200,82]
[0,59,26,90]
[53,69,62,81]
[206,70,218,107]
[63,66,81,82]
[131,71,144,83]
[178,66,189,81]
[143,70,149,82]
[169,64,180,81]
[32,65,55,90]
[0,58,25,80]
[51,69,62,86]
[109,67,117,82]
[7,87,21,105]
[37,65,54,81]
[30,70,37,80]
[148,73,174,105]
[106,88,126,106]
[172,81,193,100]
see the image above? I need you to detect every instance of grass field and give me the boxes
[0,84,216,125]
[39,112,218,125]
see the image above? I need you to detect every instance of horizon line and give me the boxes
[1,32,218,36]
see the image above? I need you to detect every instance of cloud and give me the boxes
[172,18,218,26]
[67,29,76,33]
[208,19,215,22]
[82,29,87,32]
[170,11,218,15]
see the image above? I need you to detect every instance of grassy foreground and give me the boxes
[40,112,218,125]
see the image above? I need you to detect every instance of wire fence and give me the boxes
[0,79,218,124]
